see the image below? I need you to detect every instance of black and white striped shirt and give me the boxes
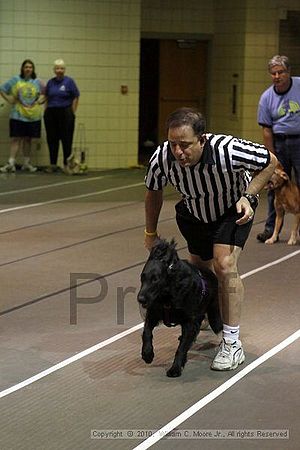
[145,133,270,223]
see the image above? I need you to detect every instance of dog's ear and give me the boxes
[275,163,289,181]
[275,168,289,181]
[165,238,179,266]
[280,171,289,181]
[169,238,177,250]
[150,239,167,259]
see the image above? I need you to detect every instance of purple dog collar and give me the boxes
[198,271,208,297]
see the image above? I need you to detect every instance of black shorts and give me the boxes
[9,119,41,138]
[175,199,255,261]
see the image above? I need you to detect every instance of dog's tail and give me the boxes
[207,298,223,335]
[204,273,222,334]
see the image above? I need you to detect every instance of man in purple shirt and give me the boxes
[256,55,300,243]
[44,59,80,173]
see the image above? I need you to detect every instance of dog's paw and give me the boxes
[142,348,154,364]
[265,237,276,244]
[166,365,182,377]
[287,238,297,245]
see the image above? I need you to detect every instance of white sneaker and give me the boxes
[0,163,16,173]
[211,338,245,371]
[21,163,37,173]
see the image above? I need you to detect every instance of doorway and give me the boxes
[280,11,300,74]
[138,38,208,164]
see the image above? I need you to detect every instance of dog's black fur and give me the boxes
[137,239,222,377]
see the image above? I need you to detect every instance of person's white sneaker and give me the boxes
[21,163,37,173]
[0,163,16,173]
[211,338,245,371]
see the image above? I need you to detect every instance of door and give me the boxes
[158,40,207,141]
[138,38,208,163]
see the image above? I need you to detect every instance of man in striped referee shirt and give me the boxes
[144,107,277,371]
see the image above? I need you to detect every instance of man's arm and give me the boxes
[245,152,277,195]
[262,126,275,153]
[236,152,277,224]
[144,189,163,250]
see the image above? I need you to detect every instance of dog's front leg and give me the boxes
[141,316,157,364]
[287,213,300,245]
[166,322,198,377]
[265,209,284,244]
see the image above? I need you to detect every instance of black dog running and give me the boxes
[137,239,222,377]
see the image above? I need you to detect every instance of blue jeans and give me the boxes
[264,135,300,231]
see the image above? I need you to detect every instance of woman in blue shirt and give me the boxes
[44,59,80,173]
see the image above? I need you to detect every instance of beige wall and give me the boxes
[209,0,247,137]
[141,0,214,35]
[240,0,282,142]
[211,0,300,142]
[142,0,300,143]
[1,0,300,169]
[0,0,141,169]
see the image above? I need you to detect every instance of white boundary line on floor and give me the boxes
[240,249,300,279]
[132,329,300,450]
[0,176,106,197]
[0,249,299,401]
[0,324,144,399]
[0,182,144,214]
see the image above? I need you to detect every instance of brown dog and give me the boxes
[265,164,300,245]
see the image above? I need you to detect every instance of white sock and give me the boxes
[223,323,240,343]
[23,157,30,165]
[8,157,16,166]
